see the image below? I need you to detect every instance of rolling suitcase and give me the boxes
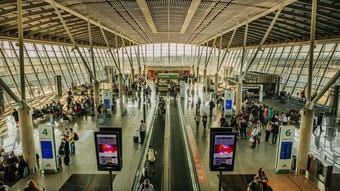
[133,136,139,144]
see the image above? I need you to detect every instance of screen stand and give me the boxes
[218,171,222,191]
[109,170,113,191]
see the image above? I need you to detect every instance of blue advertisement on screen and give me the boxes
[41,141,53,159]
[226,100,232,110]
[280,141,292,159]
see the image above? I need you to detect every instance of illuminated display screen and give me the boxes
[94,131,122,171]
[280,142,292,159]
[210,130,237,171]
[41,141,53,159]
[225,100,232,110]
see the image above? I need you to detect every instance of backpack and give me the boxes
[74,133,79,141]
[147,149,156,162]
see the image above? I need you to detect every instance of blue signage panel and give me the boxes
[41,141,53,159]
[104,99,111,109]
[280,141,292,159]
[226,100,232,110]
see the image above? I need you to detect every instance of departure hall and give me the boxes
[0,0,339,190]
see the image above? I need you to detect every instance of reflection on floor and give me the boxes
[59,174,115,191]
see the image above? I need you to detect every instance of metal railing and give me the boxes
[177,98,201,191]
[130,100,158,191]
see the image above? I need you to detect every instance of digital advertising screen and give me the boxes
[41,141,53,159]
[210,129,237,171]
[94,131,122,171]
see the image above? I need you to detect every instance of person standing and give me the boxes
[138,178,154,191]
[250,126,259,149]
[240,117,248,140]
[265,121,272,143]
[194,112,201,129]
[209,100,215,117]
[313,113,324,133]
[139,120,146,144]
[202,113,208,129]
[271,121,279,145]
[69,128,76,155]
[11,109,19,127]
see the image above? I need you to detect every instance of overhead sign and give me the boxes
[209,128,237,171]
[224,90,234,116]
[94,130,122,171]
[275,125,295,173]
[39,124,58,173]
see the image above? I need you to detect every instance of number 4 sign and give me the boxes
[38,124,58,173]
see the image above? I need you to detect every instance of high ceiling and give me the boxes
[0,0,339,48]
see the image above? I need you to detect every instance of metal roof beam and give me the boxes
[180,0,201,33]
[201,0,297,44]
[43,0,138,44]
[136,0,157,33]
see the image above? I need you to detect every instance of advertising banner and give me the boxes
[224,90,234,116]
[39,124,58,173]
[94,130,122,171]
[209,128,237,171]
[275,125,295,173]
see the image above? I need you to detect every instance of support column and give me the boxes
[131,68,135,82]
[214,73,218,94]
[19,108,37,172]
[138,66,142,78]
[296,109,314,174]
[235,82,243,114]
[119,73,124,114]
[203,68,207,91]
[55,75,62,97]
[192,65,195,75]
[196,66,199,81]
[93,81,100,117]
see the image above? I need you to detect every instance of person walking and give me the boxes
[240,117,248,140]
[202,112,208,129]
[194,112,201,129]
[11,109,19,127]
[313,113,323,134]
[146,146,157,175]
[139,120,146,144]
[265,121,272,143]
[209,100,215,117]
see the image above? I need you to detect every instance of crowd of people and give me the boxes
[0,149,30,183]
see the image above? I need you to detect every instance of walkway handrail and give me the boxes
[177,98,201,191]
[162,99,171,191]
[131,100,158,191]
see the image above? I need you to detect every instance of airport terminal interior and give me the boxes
[0,0,340,190]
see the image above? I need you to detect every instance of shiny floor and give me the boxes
[1,83,338,190]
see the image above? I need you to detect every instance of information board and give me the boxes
[275,125,295,173]
[94,131,122,171]
[209,128,237,171]
[39,124,57,173]
[224,90,234,116]
[101,89,112,110]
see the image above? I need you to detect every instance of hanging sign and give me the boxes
[275,125,295,173]
[39,124,58,173]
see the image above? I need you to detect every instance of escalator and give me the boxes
[169,100,193,190]
[148,109,166,190]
